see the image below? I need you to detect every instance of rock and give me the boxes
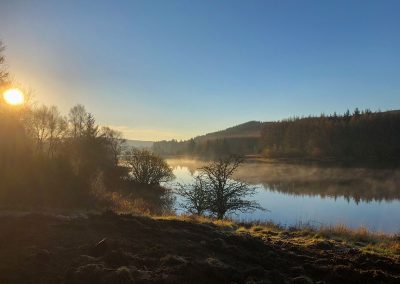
[291,275,313,284]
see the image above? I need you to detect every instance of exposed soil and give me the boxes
[0,212,398,284]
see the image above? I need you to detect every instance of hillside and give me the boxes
[153,109,400,160]
[194,121,263,141]
[152,121,264,157]
[0,212,399,283]
[124,140,154,149]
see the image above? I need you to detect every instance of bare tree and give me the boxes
[176,174,209,215]
[0,41,8,85]
[101,126,126,166]
[28,105,67,155]
[47,106,68,156]
[68,104,87,138]
[199,156,263,219]
[123,148,175,186]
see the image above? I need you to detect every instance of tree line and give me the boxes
[0,40,180,212]
[1,100,123,208]
[261,109,400,161]
[152,137,261,159]
[0,98,178,211]
[152,109,400,162]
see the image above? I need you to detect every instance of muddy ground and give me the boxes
[0,212,398,284]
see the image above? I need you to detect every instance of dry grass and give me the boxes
[155,215,400,257]
[155,214,237,230]
[318,224,382,243]
[316,224,400,255]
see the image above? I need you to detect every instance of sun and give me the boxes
[3,89,25,106]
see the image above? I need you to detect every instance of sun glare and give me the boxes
[3,89,25,106]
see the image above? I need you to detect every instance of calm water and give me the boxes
[165,158,400,233]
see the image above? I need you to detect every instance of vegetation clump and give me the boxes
[177,156,263,219]
[123,148,175,186]
[0,43,174,213]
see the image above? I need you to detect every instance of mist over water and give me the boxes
[166,158,400,233]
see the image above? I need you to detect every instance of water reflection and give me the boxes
[166,158,400,233]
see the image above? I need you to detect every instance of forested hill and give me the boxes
[152,109,400,161]
[124,139,154,149]
[194,121,263,141]
[261,109,400,161]
[152,121,264,157]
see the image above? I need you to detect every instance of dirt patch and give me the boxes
[0,212,398,283]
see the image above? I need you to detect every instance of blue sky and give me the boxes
[0,0,399,140]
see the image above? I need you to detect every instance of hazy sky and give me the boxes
[0,0,399,140]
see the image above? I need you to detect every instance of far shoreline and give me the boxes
[162,154,400,169]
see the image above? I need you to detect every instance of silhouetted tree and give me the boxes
[68,104,87,138]
[0,41,8,85]
[123,148,175,186]
[28,105,67,156]
[176,175,209,215]
[198,157,263,219]
[101,126,125,166]
[0,41,135,209]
